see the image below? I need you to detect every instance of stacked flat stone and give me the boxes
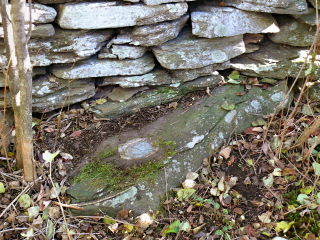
[0,0,318,116]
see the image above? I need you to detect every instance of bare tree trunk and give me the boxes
[11,0,35,181]
[0,0,23,169]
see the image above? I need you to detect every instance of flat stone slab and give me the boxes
[56,2,188,29]
[231,40,320,79]
[292,8,320,25]
[0,3,57,24]
[142,0,194,5]
[219,0,308,14]
[0,29,113,67]
[50,54,155,79]
[110,15,189,47]
[0,24,55,39]
[93,74,223,119]
[191,6,279,38]
[68,82,289,215]
[98,62,230,88]
[268,16,316,46]
[152,29,245,69]
[0,75,95,112]
[98,45,147,60]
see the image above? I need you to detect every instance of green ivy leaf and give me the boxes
[27,206,40,218]
[275,221,294,233]
[215,229,224,236]
[103,216,116,225]
[163,220,181,236]
[46,219,54,239]
[297,194,309,205]
[221,103,235,111]
[312,162,320,176]
[0,182,5,193]
[177,189,196,201]
[228,70,240,80]
[18,194,31,209]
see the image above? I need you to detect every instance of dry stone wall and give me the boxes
[0,0,319,116]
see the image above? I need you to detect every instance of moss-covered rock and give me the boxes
[68,82,290,216]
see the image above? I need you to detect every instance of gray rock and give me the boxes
[98,45,147,60]
[269,16,316,46]
[309,0,319,9]
[93,74,223,119]
[292,8,320,25]
[191,6,279,38]
[28,29,112,66]
[37,0,76,4]
[98,63,229,88]
[0,75,95,112]
[56,2,188,29]
[0,3,57,24]
[69,82,289,215]
[108,86,149,102]
[143,0,194,5]
[308,82,320,101]
[50,54,155,79]
[231,40,320,79]
[109,15,189,47]
[0,24,55,38]
[219,0,308,14]
[0,67,47,87]
[152,29,245,69]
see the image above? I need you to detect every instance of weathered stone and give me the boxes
[7,29,111,67]
[152,29,245,69]
[219,0,308,14]
[108,87,149,102]
[268,16,316,46]
[309,0,319,9]
[292,8,320,25]
[231,40,320,79]
[0,3,57,24]
[50,54,155,79]
[109,15,188,47]
[98,45,147,60]
[69,82,289,215]
[143,0,194,5]
[191,6,279,38]
[0,24,55,38]
[56,2,188,29]
[308,82,320,101]
[37,0,75,4]
[0,67,47,87]
[0,75,95,112]
[93,74,223,119]
[98,62,229,88]
[243,33,264,53]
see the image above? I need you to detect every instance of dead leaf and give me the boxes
[117,209,129,219]
[168,102,178,109]
[70,130,82,137]
[219,146,232,159]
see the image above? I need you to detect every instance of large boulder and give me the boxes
[56,2,188,29]
[268,16,316,46]
[50,54,155,79]
[109,15,189,47]
[0,75,95,112]
[152,29,245,69]
[231,40,320,79]
[219,0,308,14]
[69,82,289,215]
[191,6,279,38]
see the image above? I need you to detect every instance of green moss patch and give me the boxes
[73,160,166,192]
[95,148,117,160]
